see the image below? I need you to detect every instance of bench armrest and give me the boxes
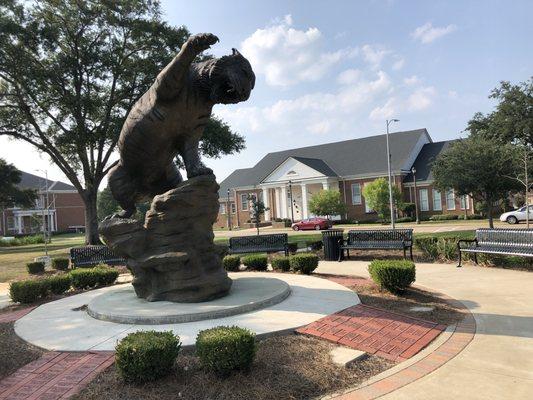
[457,239,478,249]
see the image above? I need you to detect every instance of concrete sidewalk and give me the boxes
[317,261,533,399]
[0,282,10,310]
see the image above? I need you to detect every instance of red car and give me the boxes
[292,217,331,231]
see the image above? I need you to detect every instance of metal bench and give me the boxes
[228,234,289,256]
[70,245,126,268]
[457,228,533,267]
[338,229,414,261]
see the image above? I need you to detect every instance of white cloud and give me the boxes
[403,75,420,86]
[337,69,361,85]
[411,22,457,44]
[360,44,391,69]
[369,98,397,120]
[407,86,437,111]
[392,57,405,70]
[241,15,356,86]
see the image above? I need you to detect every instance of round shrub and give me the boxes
[196,326,256,376]
[115,331,181,383]
[47,274,71,295]
[289,253,319,274]
[287,242,298,254]
[368,259,416,294]
[271,256,290,272]
[241,254,268,271]
[69,265,118,289]
[51,258,70,271]
[26,261,45,274]
[223,255,241,271]
[9,279,48,303]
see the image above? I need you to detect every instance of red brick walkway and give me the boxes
[297,304,446,362]
[0,351,114,400]
[0,307,35,324]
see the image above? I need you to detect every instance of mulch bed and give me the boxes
[74,335,394,400]
[0,322,43,380]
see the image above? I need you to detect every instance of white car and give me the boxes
[500,205,533,224]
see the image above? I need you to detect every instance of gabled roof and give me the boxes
[17,171,76,191]
[290,157,338,177]
[218,129,430,196]
[403,140,456,182]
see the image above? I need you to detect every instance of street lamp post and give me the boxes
[288,180,295,223]
[386,119,399,229]
[36,169,50,257]
[411,167,420,224]
[227,188,232,231]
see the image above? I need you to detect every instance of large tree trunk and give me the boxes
[83,190,102,245]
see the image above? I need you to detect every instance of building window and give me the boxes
[460,195,469,210]
[351,183,362,205]
[220,204,226,214]
[230,202,236,214]
[446,189,455,210]
[419,189,429,211]
[7,217,14,230]
[432,189,442,211]
[241,194,249,211]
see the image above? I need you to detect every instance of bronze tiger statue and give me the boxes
[107,33,255,218]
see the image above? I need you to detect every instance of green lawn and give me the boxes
[0,233,84,282]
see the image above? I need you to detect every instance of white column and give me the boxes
[322,181,329,191]
[301,183,308,219]
[262,188,270,221]
[280,186,288,219]
[274,187,281,218]
[17,215,23,234]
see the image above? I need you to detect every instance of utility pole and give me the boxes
[411,167,420,224]
[386,119,399,229]
[288,180,295,223]
[525,145,530,229]
[227,188,232,230]
[36,169,50,257]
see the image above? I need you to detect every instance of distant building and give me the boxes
[216,128,472,228]
[0,171,85,235]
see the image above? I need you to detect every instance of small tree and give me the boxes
[432,138,520,228]
[308,190,346,219]
[0,158,36,209]
[248,195,269,235]
[362,178,403,221]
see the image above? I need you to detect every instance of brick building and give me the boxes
[0,171,85,235]
[215,129,473,229]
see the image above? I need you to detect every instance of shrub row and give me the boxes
[9,274,71,303]
[9,265,119,304]
[414,236,462,261]
[241,254,268,271]
[224,253,319,275]
[26,257,71,275]
[115,326,256,384]
[0,235,45,247]
[26,261,45,274]
[222,255,241,271]
[368,259,416,294]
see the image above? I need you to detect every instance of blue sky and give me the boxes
[1,0,531,184]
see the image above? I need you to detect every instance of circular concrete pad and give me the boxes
[15,272,360,351]
[87,276,290,324]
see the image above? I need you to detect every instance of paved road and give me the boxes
[214,220,510,238]
[317,261,533,399]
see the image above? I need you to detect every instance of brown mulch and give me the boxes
[324,274,464,326]
[75,335,394,400]
[0,322,43,380]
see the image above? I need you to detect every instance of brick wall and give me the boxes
[53,192,85,231]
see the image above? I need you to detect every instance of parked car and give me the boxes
[500,206,533,224]
[292,217,331,231]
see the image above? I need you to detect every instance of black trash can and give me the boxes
[322,229,344,261]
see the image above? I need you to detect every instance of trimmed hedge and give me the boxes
[289,253,319,275]
[47,275,71,295]
[9,279,49,303]
[26,261,45,274]
[116,331,181,383]
[222,255,241,271]
[0,235,45,247]
[51,258,70,271]
[368,259,416,294]
[287,242,298,254]
[429,214,459,221]
[241,254,268,271]
[69,265,119,289]
[271,256,290,272]
[196,326,256,376]
[396,216,415,223]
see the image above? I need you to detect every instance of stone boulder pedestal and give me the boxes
[99,174,232,302]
